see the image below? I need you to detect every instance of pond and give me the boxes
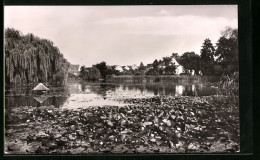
[5,82,218,109]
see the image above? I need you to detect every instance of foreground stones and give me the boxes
[5,96,239,154]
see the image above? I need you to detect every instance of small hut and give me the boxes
[33,83,49,95]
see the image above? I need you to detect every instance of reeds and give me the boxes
[217,72,239,104]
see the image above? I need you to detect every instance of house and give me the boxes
[124,66,130,70]
[131,64,138,70]
[171,58,184,75]
[115,65,123,72]
[171,58,179,66]
[157,58,184,75]
[175,66,184,75]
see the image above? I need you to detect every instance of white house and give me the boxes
[157,58,184,75]
[131,64,138,70]
[171,58,184,75]
[175,65,184,75]
[124,66,130,70]
[115,65,124,72]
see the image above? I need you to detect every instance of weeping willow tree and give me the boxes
[5,28,70,86]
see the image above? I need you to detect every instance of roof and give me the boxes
[115,65,123,72]
[171,58,180,66]
[33,83,49,91]
[124,66,130,70]
[131,64,138,70]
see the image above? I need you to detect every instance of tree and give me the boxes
[152,59,159,69]
[215,27,238,75]
[145,59,160,75]
[79,66,88,80]
[79,65,101,81]
[165,65,177,75]
[200,38,215,75]
[107,65,120,76]
[138,62,145,71]
[162,57,172,66]
[191,53,201,75]
[171,53,179,60]
[5,28,70,86]
[95,61,108,79]
[89,66,101,80]
[178,52,200,75]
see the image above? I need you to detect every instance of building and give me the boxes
[157,58,184,75]
[131,64,138,70]
[124,66,130,70]
[176,65,184,75]
[171,58,184,75]
[115,65,124,72]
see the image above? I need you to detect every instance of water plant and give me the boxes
[217,72,239,104]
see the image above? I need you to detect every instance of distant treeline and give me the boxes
[144,26,238,76]
[5,28,70,86]
[79,26,238,81]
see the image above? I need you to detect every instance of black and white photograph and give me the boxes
[4,5,239,154]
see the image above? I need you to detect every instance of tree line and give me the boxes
[4,26,236,85]
[79,26,238,81]
[5,28,70,86]
[178,26,238,76]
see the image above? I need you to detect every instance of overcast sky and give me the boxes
[4,5,237,67]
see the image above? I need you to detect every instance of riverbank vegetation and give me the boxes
[217,72,239,104]
[5,28,70,86]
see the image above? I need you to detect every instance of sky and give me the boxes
[4,5,238,67]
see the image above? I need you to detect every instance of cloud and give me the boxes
[4,6,238,66]
[97,15,237,37]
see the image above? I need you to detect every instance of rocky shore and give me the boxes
[5,96,239,154]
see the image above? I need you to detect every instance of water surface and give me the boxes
[5,82,217,109]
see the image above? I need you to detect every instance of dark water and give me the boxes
[5,82,217,109]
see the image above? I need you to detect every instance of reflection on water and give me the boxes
[5,82,217,109]
[33,96,48,103]
[62,94,127,109]
[176,85,183,96]
[5,96,68,108]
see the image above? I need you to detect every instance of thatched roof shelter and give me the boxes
[33,83,49,91]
